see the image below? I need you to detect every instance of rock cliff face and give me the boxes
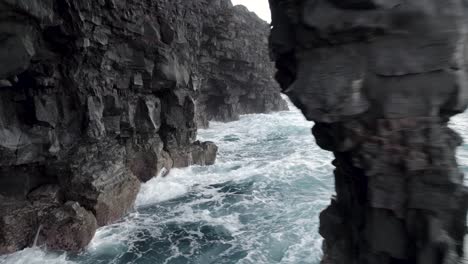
[196,4,288,127]
[0,0,285,253]
[269,0,468,263]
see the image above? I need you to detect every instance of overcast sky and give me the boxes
[231,0,271,22]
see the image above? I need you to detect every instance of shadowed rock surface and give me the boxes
[196,4,288,127]
[269,0,468,263]
[0,0,285,253]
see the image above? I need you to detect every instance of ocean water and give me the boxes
[1,103,467,264]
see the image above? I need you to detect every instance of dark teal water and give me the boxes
[1,104,467,264]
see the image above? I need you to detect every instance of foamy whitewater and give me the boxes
[1,102,467,264]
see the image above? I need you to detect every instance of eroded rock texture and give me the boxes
[0,0,284,253]
[196,4,288,127]
[269,0,468,263]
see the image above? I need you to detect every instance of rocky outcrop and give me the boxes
[0,0,284,253]
[269,0,468,263]
[196,3,288,127]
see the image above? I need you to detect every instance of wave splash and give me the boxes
[2,103,467,264]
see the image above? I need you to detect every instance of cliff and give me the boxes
[196,4,288,127]
[269,0,468,263]
[0,0,286,253]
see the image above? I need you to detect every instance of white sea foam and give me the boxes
[0,104,347,264]
[0,248,74,264]
[136,172,190,206]
[3,102,466,264]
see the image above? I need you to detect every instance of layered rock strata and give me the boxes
[269,0,468,263]
[0,0,284,253]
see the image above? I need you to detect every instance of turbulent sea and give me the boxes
[1,102,467,264]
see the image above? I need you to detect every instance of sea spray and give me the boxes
[32,225,43,248]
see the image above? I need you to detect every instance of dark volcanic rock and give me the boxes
[35,201,98,252]
[196,3,288,127]
[191,141,218,166]
[0,185,98,253]
[0,197,37,254]
[62,141,141,226]
[0,0,283,254]
[269,0,468,263]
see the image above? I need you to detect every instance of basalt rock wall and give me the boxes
[196,4,288,127]
[269,0,468,263]
[0,0,284,254]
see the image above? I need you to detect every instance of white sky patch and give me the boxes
[231,0,271,22]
